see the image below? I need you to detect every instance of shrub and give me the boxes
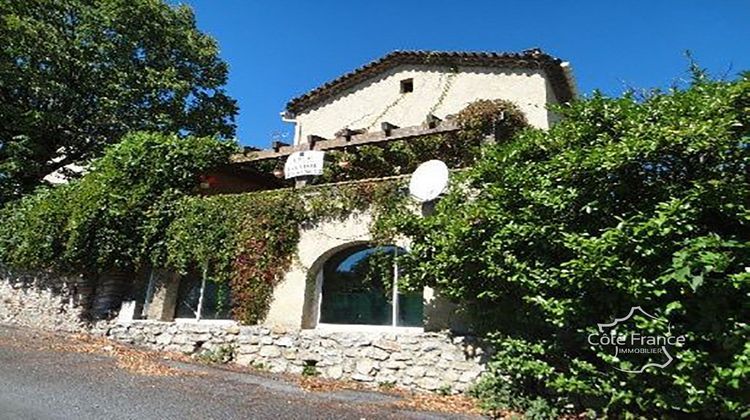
[455,98,528,142]
[0,131,237,273]
[397,71,750,417]
[196,344,236,364]
[0,184,74,271]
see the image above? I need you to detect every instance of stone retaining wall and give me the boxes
[1,271,490,394]
[0,268,90,332]
[106,321,489,393]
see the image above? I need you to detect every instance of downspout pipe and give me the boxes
[280,110,301,145]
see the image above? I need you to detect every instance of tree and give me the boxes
[0,0,238,200]
[397,72,750,417]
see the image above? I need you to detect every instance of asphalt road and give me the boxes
[0,325,478,420]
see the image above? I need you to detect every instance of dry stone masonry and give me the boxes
[0,268,90,331]
[106,321,489,393]
[0,270,489,394]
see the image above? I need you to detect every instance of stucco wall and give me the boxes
[264,210,467,332]
[292,64,555,144]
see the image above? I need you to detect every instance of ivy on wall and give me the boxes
[165,181,409,324]
[0,100,526,324]
[245,99,529,185]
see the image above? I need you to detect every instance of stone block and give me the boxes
[238,344,260,354]
[390,352,412,361]
[382,360,407,370]
[326,365,344,380]
[355,359,377,375]
[275,336,294,347]
[235,354,256,366]
[416,377,442,391]
[405,366,426,378]
[238,335,260,345]
[373,339,401,352]
[268,361,287,373]
[155,333,173,346]
[366,347,390,361]
[259,346,281,358]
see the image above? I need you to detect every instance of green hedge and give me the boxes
[0,131,237,272]
[0,129,409,323]
[396,71,750,417]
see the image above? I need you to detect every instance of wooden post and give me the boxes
[381,122,399,137]
[229,121,461,163]
[340,128,356,142]
[272,140,289,152]
[425,114,442,129]
[306,135,326,149]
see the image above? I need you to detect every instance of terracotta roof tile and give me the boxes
[285,48,576,115]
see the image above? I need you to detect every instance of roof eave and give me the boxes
[285,49,577,115]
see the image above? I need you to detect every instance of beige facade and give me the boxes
[130,50,577,333]
[288,64,566,144]
[264,210,462,332]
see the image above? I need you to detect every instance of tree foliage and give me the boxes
[0,125,409,323]
[0,0,238,200]
[395,72,750,417]
[0,131,237,272]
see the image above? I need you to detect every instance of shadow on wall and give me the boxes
[0,267,142,328]
[423,288,473,334]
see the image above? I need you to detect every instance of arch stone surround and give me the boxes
[263,211,467,332]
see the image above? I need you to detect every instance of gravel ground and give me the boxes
[0,325,481,420]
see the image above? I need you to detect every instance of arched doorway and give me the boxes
[317,244,423,328]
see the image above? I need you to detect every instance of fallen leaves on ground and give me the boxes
[393,392,483,415]
[297,375,367,393]
[44,332,193,377]
[296,374,483,415]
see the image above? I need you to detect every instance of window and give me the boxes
[175,270,232,320]
[400,78,414,93]
[319,245,422,327]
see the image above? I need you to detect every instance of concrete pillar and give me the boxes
[144,270,180,321]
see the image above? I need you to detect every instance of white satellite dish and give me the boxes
[409,160,449,202]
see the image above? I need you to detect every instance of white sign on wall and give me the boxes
[284,150,325,179]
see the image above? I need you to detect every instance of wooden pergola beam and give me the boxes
[231,120,460,163]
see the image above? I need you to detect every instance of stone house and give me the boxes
[282,48,576,144]
[1,49,577,392]
[140,48,577,331]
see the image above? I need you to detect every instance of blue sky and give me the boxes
[176,1,750,147]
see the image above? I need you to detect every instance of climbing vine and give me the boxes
[245,99,529,185]
[0,99,521,324]
[229,190,303,323]
[160,179,408,324]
